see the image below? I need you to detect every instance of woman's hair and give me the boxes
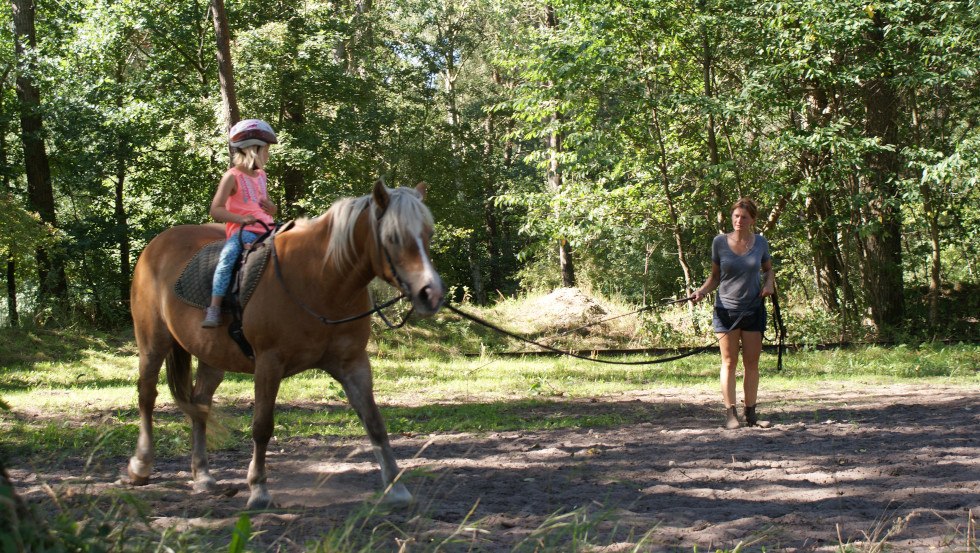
[231,145,266,171]
[731,197,758,220]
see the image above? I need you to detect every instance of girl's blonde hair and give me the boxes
[232,145,266,171]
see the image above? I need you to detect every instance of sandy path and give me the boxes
[10,383,979,551]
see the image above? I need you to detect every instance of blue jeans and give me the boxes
[211,230,260,298]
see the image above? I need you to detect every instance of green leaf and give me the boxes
[228,513,252,553]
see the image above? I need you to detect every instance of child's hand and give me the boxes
[260,197,278,216]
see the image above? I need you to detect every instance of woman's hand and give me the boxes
[239,214,258,225]
[691,290,706,303]
[759,264,775,298]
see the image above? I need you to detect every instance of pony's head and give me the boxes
[325,181,444,316]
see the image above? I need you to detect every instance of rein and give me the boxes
[444,299,747,366]
[769,290,787,370]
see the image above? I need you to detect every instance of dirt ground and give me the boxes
[9,382,980,552]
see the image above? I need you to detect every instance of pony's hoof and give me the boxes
[122,472,149,486]
[381,483,413,507]
[126,458,151,486]
[192,475,218,493]
[246,492,274,510]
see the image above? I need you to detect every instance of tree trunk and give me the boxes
[211,0,239,132]
[761,191,789,235]
[700,0,724,233]
[115,143,130,309]
[468,233,486,304]
[484,107,503,295]
[911,91,942,327]
[5,258,15,326]
[859,12,904,330]
[10,0,68,306]
[280,15,306,217]
[549,124,575,288]
[346,0,373,76]
[1,77,17,326]
[805,190,844,311]
[925,199,940,325]
[546,4,574,288]
[114,59,131,309]
[649,102,697,328]
[650,104,695,294]
[559,238,575,287]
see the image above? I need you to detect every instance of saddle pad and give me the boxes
[173,240,271,310]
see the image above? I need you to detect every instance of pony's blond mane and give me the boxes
[323,186,434,270]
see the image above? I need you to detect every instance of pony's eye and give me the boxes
[389,234,400,246]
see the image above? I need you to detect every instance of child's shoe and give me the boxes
[202,306,222,328]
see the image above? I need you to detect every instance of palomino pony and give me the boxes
[127,181,443,508]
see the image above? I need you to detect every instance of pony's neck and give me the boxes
[314,211,377,293]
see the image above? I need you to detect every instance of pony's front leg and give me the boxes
[190,363,224,492]
[339,357,413,506]
[246,360,283,509]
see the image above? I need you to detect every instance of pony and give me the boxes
[126,181,443,508]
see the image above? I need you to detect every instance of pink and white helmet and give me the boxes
[229,119,278,148]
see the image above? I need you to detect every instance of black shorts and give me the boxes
[713,304,767,333]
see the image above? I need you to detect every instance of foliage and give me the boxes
[0,0,977,337]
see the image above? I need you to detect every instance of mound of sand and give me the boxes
[521,287,608,330]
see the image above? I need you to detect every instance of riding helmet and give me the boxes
[229,119,278,149]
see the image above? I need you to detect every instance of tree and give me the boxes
[858,7,904,330]
[211,0,240,130]
[9,0,67,309]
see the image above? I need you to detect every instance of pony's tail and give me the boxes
[164,345,230,446]
[165,344,209,423]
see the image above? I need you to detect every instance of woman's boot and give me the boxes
[724,405,741,429]
[745,405,758,426]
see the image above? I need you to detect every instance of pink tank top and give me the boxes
[225,167,275,239]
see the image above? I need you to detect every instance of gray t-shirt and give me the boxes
[711,233,771,311]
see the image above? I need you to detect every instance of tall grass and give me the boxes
[1,313,978,552]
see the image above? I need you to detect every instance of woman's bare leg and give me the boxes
[718,330,742,408]
[740,330,762,407]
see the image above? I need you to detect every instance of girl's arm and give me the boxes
[259,196,278,217]
[209,172,257,225]
[692,262,721,303]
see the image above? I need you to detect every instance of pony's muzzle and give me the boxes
[415,280,444,315]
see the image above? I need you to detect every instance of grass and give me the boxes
[1,321,977,461]
[1,313,979,552]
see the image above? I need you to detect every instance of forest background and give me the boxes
[1,0,979,341]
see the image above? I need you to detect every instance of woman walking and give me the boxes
[692,198,775,428]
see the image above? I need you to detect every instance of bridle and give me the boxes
[269,200,415,328]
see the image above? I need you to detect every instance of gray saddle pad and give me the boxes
[174,240,272,310]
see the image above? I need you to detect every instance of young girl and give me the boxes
[202,119,279,328]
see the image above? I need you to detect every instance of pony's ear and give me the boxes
[414,181,428,200]
[372,179,390,216]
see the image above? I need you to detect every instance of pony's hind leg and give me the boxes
[127,349,166,485]
[337,357,413,506]
[190,362,225,492]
